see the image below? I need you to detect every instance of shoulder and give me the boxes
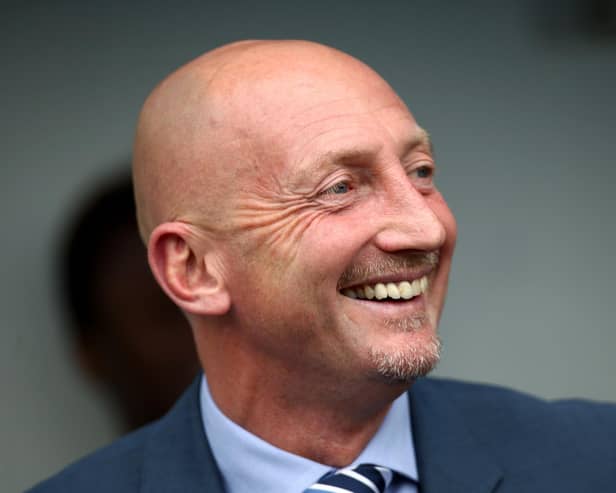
[413,377,616,470]
[415,376,616,427]
[26,424,154,493]
[26,425,152,493]
[26,376,222,493]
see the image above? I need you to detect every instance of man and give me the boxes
[29,40,616,493]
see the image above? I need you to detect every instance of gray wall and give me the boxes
[2,1,615,491]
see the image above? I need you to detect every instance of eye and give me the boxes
[415,166,432,179]
[409,164,435,189]
[323,181,351,195]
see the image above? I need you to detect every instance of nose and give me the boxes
[372,171,447,253]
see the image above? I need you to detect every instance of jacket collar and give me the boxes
[140,375,226,493]
[409,378,503,493]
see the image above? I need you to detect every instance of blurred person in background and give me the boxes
[58,172,200,431]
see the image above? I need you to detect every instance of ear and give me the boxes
[147,222,231,316]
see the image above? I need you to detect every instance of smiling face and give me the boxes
[200,44,457,386]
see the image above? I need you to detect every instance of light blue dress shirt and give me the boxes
[200,375,419,492]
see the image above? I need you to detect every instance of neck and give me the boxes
[197,329,409,466]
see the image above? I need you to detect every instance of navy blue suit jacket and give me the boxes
[27,377,616,492]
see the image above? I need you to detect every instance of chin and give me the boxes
[369,332,441,384]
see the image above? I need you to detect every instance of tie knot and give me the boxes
[304,463,394,493]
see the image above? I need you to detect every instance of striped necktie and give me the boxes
[304,463,394,493]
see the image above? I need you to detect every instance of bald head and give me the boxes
[132,40,402,242]
[134,39,457,424]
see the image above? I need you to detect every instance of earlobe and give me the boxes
[147,222,231,316]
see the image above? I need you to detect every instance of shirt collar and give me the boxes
[200,374,418,493]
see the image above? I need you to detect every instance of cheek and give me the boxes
[441,212,457,257]
[293,213,373,278]
[224,210,330,309]
[233,200,330,266]
[426,192,457,314]
[226,258,328,355]
[429,191,457,253]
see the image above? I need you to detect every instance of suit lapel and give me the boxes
[140,376,226,493]
[409,378,503,493]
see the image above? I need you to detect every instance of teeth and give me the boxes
[399,281,413,299]
[374,283,388,300]
[341,275,429,301]
[364,285,375,300]
[411,279,421,296]
[420,276,427,292]
[386,282,400,299]
[342,288,357,299]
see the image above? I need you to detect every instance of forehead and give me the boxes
[210,64,420,180]
[285,97,421,162]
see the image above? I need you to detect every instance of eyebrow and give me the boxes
[402,127,434,158]
[314,129,433,169]
[312,146,382,171]
[290,127,434,187]
[287,145,381,188]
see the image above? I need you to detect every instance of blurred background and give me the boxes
[2,0,615,490]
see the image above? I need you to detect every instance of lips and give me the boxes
[340,275,428,301]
